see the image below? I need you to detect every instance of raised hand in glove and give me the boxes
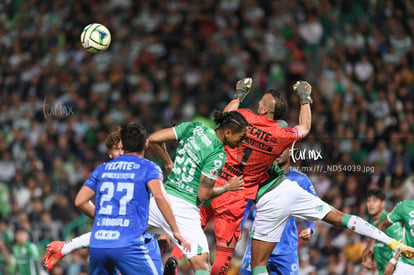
[293,81,312,105]
[234,77,253,102]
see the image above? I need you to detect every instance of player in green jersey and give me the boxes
[148,110,249,274]
[250,158,414,275]
[363,189,403,275]
[364,199,414,274]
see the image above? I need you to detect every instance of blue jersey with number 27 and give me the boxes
[85,154,163,248]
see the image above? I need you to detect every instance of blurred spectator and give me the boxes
[12,228,41,275]
[0,0,413,273]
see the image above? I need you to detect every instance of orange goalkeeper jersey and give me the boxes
[217,108,302,199]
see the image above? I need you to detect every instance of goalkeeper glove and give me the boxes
[293,81,312,105]
[234,77,253,102]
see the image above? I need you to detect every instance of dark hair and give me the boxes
[120,122,147,153]
[267,89,287,120]
[213,111,249,132]
[366,189,385,201]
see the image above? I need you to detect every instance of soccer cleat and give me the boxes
[44,241,65,272]
[163,256,178,275]
[234,77,253,102]
[389,240,414,259]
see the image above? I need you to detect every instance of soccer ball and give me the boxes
[80,23,111,53]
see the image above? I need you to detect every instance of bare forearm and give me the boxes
[210,184,229,199]
[297,103,311,137]
[78,201,95,219]
[150,143,173,167]
[223,99,241,112]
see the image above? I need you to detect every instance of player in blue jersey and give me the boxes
[74,123,189,275]
[240,120,315,275]
[44,112,247,275]
[44,129,165,274]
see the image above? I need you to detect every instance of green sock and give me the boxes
[194,270,209,275]
[252,266,268,275]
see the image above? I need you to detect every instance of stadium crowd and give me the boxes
[0,0,413,274]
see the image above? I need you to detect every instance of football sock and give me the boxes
[169,244,184,261]
[341,214,394,245]
[194,270,209,275]
[252,266,268,275]
[211,245,235,275]
[61,232,91,255]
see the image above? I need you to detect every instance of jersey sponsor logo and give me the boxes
[291,140,323,163]
[187,137,200,150]
[248,126,275,142]
[244,136,273,152]
[193,126,212,146]
[409,211,414,218]
[101,172,135,179]
[183,142,201,164]
[219,170,234,180]
[223,163,243,176]
[94,230,120,240]
[408,219,414,226]
[105,161,140,170]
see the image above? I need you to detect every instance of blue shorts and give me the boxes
[90,241,161,275]
[240,238,298,275]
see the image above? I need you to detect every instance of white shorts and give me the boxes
[394,261,414,274]
[148,194,209,259]
[252,178,332,243]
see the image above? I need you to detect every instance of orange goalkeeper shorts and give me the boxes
[200,190,248,246]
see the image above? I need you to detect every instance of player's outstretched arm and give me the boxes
[148,179,191,252]
[223,77,253,112]
[74,186,96,219]
[292,81,312,138]
[148,128,176,173]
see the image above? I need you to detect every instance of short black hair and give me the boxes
[366,189,385,201]
[267,89,287,120]
[120,122,147,153]
[213,111,249,132]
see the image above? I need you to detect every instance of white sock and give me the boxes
[61,232,91,255]
[343,214,394,245]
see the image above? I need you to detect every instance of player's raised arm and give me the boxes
[292,81,312,138]
[223,77,253,112]
[148,128,176,173]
